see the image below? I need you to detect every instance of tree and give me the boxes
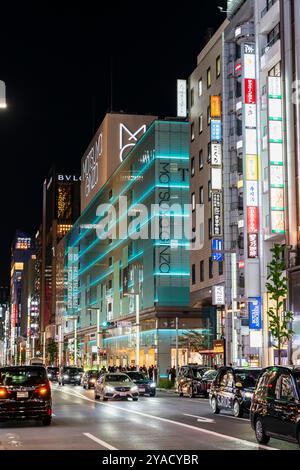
[266,244,294,365]
[178,330,209,354]
[47,339,58,365]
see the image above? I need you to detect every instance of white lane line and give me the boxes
[184,413,215,423]
[55,388,278,451]
[83,433,117,450]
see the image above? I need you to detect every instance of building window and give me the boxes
[191,122,195,141]
[219,260,224,276]
[191,87,195,108]
[199,149,204,170]
[192,264,196,285]
[198,78,203,97]
[191,192,196,212]
[208,218,212,239]
[207,67,211,88]
[108,257,113,266]
[264,23,280,55]
[199,186,204,204]
[191,157,195,177]
[216,55,221,78]
[268,61,281,77]
[236,81,242,98]
[199,114,203,134]
[207,105,211,126]
[208,180,211,200]
[209,257,213,279]
[235,44,241,60]
[200,260,204,282]
[207,142,211,163]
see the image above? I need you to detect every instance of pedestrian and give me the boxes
[148,365,153,380]
[170,366,176,382]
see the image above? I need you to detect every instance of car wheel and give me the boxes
[255,417,270,444]
[211,396,220,414]
[42,416,52,426]
[94,390,100,399]
[87,384,91,390]
[233,400,243,418]
[150,391,156,397]
[133,397,138,401]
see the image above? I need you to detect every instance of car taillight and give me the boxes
[36,386,50,396]
[0,387,7,398]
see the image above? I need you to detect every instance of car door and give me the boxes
[273,373,298,439]
[224,370,235,410]
[216,370,228,409]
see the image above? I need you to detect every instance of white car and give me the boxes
[94,373,139,401]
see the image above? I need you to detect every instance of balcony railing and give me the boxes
[261,33,280,56]
[261,0,278,18]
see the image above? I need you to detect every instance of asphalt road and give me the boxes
[0,384,298,450]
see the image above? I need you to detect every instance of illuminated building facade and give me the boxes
[64,119,212,376]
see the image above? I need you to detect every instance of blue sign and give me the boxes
[211,120,222,141]
[249,297,262,330]
[212,252,223,262]
[212,239,223,252]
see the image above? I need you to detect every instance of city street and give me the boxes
[0,386,297,451]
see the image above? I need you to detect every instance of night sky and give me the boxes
[0,1,226,285]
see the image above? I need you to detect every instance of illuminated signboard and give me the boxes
[244,79,256,104]
[245,128,257,154]
[270,166,283,187]
[211,143,222,166]
[212,285,225,305]
[245,104,257,128]
[270,188,284,210]
[211,120,222,141]
[249,297,262,330]
[177,79,187,118]
[246,155,258,180]
[271,211,285,233]
[211,95,221,118]
[212,239,223,251]
[67,247,79,313]
[246,181,258,206]
[211,167,222,190]
[247,206,259,233]
[212,192,222,236]
[248,233,258,258]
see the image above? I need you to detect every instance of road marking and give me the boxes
[216,414,248,422]
[184,413,215,423]
[55,388,278,450]
[83,432,117,450]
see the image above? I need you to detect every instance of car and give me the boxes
[94,373,139,401]
[198,369,218,397]
[58,366,84,386]
[250,366,300,447]
[125,371,156,396]
[176,365,209,398]
[0,365,52,425]
[209,366,261,417]
[47,366,59,382]
[81,370,101,389]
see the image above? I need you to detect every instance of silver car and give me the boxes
[94,373,139,401]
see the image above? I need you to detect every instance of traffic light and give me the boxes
[101,321,115,328]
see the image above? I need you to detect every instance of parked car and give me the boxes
[209,366,261,417]
[176,365,209,398]
[81,370,101,389]
[0,365,52,425]
[94,373,139,401]
[58,366,84,386]
[250,366,300,447]
[125,371,156,396]
[199,369,218,397]
[47,366,59,382]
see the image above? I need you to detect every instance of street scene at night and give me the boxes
[0,0,300,458]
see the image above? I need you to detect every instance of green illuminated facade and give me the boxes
[64,120,213,375]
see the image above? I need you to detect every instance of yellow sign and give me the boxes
[211,95,221,118]
[246,155,258,181]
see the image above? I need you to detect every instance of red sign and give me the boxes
[245,78,256,104]
[247,206,259,233]
[248,233,259,258]
[11,304,18,327]
[235,63,242,74]
[239,260,245,269]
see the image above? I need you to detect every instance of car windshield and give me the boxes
[64,368,82,375]
[192,368,206,379]
[126,372,146,381]
[88,371,100,377]
[234,369,261,388]
[0,367,48,386]
[105,374,131,383]
[202,370,218,380]
[47,368,58,372]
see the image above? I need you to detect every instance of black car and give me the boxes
[58,366,84,385]
[176,365,209,398]
[125,371,156,396]
[47,366,59,382]
[82,370,101,389]
[250,366,300,447]
[0,366,52,425]
[209,366,261,417]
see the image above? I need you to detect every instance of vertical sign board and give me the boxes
[212,192,222,236]
[243,43,259,259]
[67,247,79,314]
[268,76,285,234]
[212,285,225,305]
[249,297,262,330]
[177,79,187,118]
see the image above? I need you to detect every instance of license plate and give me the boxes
[17,392,28,399]
[120,392,127,396]
[139,388,145,393]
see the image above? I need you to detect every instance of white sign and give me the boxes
[246,181,258,206]
[177,79,187,118]
[212,285,225,306]
[268,99,282,120]
[82,132,102,198]
[244,54,256,79]
[269,142,283,164]
[211,167,222,190]
[119,124,146,162]
[245,128,257,154]
[268,76,282,98]
[245,104,256,128]
[270,165,284,187]
[211,143,222,166]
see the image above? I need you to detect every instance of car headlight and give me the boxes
[106,386,115,393]
[75,375,80,379]
[63,375,69,379]
[150,382,156,388]
[244,392,253,399]
[131,386,138,392]
[47,374,52,378]
[90,378,96,383]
